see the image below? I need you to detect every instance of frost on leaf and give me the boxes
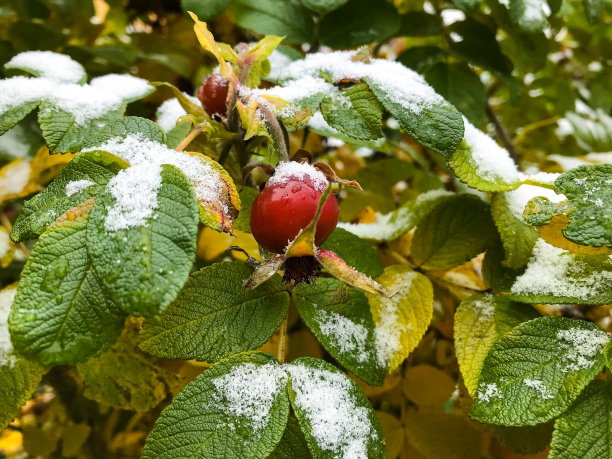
[0,285,18,367]
[510,239,612,304]
[83,133,239,233]
[315,310,369,363]
[287,359,384,459]
[210,362,287,432]
[448,118,522,191]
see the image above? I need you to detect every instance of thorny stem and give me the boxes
[0,211,30,258]
[276,315,289,363]
[175,125,203,152]
[259,104,290,162]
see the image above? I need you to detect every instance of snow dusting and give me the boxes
[0,286,17,367]
[65,179,95,197]
[470,295,495,323]
[503,184,566,220]
[6,51,85,84]
[510,239,612,301]
[267,161,328,191]
[523,378,554,399]
[211,363,286,432]
[556,327,610,372]
[477,382,502,402]
[266,49,295,81]
[338,189,452,241]
[315,310,368,362]
[373,271,417,366]
[83,133,224,231]
[462,119,522,184]
[156,95,198,131]
[0,72,152,125]
[287,363,376,458]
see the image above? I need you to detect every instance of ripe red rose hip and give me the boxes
[250,162,339,254]
[197,72,229,117]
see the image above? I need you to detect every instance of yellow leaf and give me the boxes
[402,364,455,408]
[197,227,261,261]
[537,213,611,255]
[187,12,238,87]
[404,410,489,459]
[366,265,434,372]
[30,146,74,185]
[245,35,284,63]
[0,226,15,268]
[375,411,404,459]
[353,370,401,397]
[0,428,23,455]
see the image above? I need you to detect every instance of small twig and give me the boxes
[175,125,203,152]
[276,315,289,363]
[1,211,30,258]
[485,101,521,166]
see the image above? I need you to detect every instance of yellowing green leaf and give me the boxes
[454,294,539,397]
[366,265,434,372]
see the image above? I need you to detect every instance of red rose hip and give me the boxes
[197,72,229,117]
[250,162,339,254]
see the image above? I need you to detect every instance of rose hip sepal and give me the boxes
[243,186,390,296]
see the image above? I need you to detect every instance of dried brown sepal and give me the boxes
[282,256,321,285]
[313,162,362,190]
[290,149,312,163]
[242,254,286,289]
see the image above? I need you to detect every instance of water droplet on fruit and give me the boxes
[281,193,289,205]
[291,183,302,193]
[310,191,317,199]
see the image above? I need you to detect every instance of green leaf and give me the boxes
[142,352,289,459]
[76,322,182,412]
[397,46,447,74]
[165,122,191,149]
[454,293,539,397]
[139,261,290,362]
[268,415,312,459]
[396,12,443,37]
[287,357,385,458]
[582,0,603,23]
[470,317,610,426]
[524,164,612,249]
[412,194,498,270]
[338,190,451,242]
[181,0,230,21]
[509,239,612,305]
[320,228,383,278]
[490,192,539,269]
[38,104,122,154]
[366,76,464,158]
[320,83,384,141]
[293,279,386,386]
[563,110,612,152]
[301,0,348,14]
[507,0,548,32]
[319,0,401,48]
[11,150,128,242]
[424,62,485,127]
[0,101,39,135]
[366,265,434,372]
[86,165,199,317]
[80,116,167,149]
[448,122,522,192]
[0,286,45,430]
[448,19,513,77]
[234,187,258,233]
[606,340,612,369]
[549,379,611,458]
[9,202,127,367]
[452,0,482,11]
[231,0,315,44]
[482,239,523,291]
[0,358,44,430]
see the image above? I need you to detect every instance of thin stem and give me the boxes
[485,101,521,166]
[276,315,289,363]
[1,211,30,258]
[175,125,203,152]
[259,104,289,162]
